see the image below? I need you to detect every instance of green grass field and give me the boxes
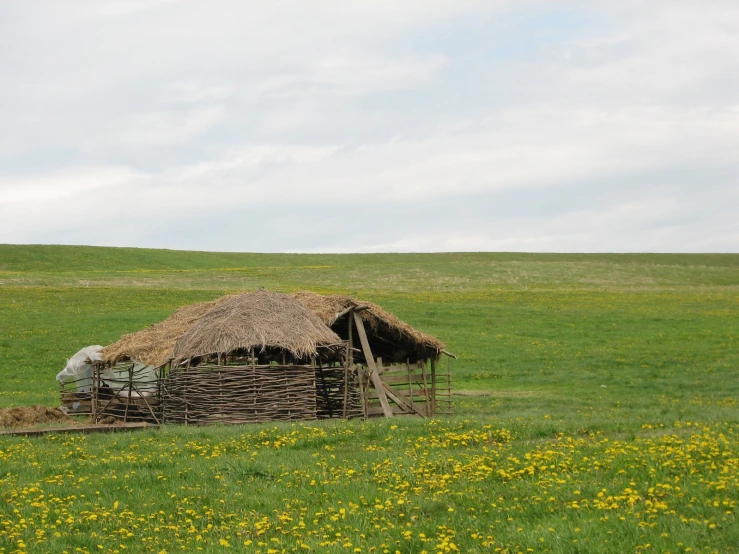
[1,245,738,553]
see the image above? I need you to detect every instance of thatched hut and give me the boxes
[61,289,450,424]
[165,290,358,424]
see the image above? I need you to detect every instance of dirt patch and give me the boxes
[0,405,73,429]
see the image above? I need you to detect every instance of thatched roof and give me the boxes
[102,289,444,368]
[291,291,445,360]
[101,295,237,367]
[173,290,342,363]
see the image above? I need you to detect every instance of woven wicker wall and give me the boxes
[315,365,363,419]
[162,364,320,425]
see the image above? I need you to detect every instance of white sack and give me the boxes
[55,345,104,392]
[100,360,157,393]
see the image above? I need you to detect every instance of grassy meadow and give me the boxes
[0,245,737,553]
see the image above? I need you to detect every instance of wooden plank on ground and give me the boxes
[0,422,158,438]
[354,312,393,418]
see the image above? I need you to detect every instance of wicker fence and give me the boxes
[62,359,444,425]
[161,364,355,425]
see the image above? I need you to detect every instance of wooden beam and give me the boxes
[333,304,370,323]
[0,422,158,438]
[353,311,393,418]
[381,383,426,417]
[95,382,131,418]
[421,361,430,417]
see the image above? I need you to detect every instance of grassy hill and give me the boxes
[2,245,739,290]
[0,245,737,553]
[4,244,739,272]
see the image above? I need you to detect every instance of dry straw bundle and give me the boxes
[101,295,238,367]
[173,290,341,363]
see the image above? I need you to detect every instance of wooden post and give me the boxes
[158,363,167,424]
[91,364,99,423]
[342,314,353,418]
[430,357,437,417]
[124,364,134,422]
[353,312,393,418]
[421,361,430,417]
[407,361,413,415]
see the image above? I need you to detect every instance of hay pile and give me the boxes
[291,291,445,354]
[101,295,238,367]
[173,290,342,362]
[0,405,72,428]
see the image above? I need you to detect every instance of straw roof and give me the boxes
[101,295,237,367]
[102,289,443,368]
[173,290,341,363]
[291,291,445,358]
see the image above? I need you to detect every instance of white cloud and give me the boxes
[0,1,738,252]
[114,107,225,147]
[0,167,145,205]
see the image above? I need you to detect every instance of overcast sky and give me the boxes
[1,1,737,253]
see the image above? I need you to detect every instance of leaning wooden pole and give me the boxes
[353,311,393,418]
